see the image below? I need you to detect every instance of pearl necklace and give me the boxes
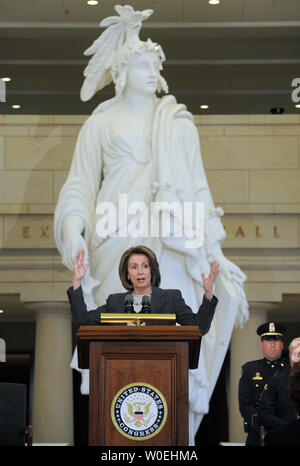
[132,289,152,307]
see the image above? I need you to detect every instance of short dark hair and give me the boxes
[119,245,161,290]
[288,362,300,415]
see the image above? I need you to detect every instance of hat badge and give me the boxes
[269,323,275,333]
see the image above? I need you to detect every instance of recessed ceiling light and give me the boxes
[87,0,99,5]
[2,77,11,82]
[12,104,21,109]
[200,104,209,109]
[295,104,300,108]
[208,0,220,4]
[0,310,4,314]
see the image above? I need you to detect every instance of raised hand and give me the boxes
[73,248,89,290]
[201,261,220,300]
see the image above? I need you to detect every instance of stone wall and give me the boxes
[1,113,299,304]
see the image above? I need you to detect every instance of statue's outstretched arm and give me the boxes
[54,114,103,272]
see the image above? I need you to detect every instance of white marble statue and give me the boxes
[54,5,248,445]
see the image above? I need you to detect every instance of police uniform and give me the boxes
[238,322,289,446]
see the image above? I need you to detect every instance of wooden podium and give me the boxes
[77,323,202,446]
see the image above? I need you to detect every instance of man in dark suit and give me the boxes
[238,322,289,446]
[264,361,300,447]
[258,337,300,433]
[67,245,219,336]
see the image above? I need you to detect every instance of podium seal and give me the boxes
[111,382,168,440]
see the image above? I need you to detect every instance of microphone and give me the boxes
[141,295,151,314]
[124,294,134,313]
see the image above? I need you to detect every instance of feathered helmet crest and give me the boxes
[80,4,168,102]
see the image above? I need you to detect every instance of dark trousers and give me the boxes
[245,429,260,446]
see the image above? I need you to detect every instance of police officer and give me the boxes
[238,322,289,446]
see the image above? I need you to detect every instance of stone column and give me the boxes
[228,302,279,443]
[26,302,74,445]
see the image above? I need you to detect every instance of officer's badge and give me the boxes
[252,372,263,380]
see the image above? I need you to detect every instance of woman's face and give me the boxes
[125,51,160,97]
[127,253,152,294]
[290,343,300,366]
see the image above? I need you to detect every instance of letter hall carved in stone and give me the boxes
[235,226,245,237]
[256,226,263,238]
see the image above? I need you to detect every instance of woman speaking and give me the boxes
[68,245,219,335]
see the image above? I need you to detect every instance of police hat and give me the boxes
[257,322,286,341]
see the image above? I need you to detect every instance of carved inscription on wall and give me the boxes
[22,225,50,238]
[1,214,299,249]
[222,214,298,248]
[3,215,56,248]
[232,225,281,238]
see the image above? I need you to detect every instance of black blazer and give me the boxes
[264,419,300,446]
[258,368,297,430]
[67,285,218,335]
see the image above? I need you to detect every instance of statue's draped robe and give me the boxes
[54,95,247,445]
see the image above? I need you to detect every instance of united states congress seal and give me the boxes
[111,382,168,441]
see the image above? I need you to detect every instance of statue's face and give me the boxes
[125,51,160,97]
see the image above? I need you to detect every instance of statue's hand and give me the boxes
[63,233,89,271]
[213,252,247,284]
[62,216,87,270]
